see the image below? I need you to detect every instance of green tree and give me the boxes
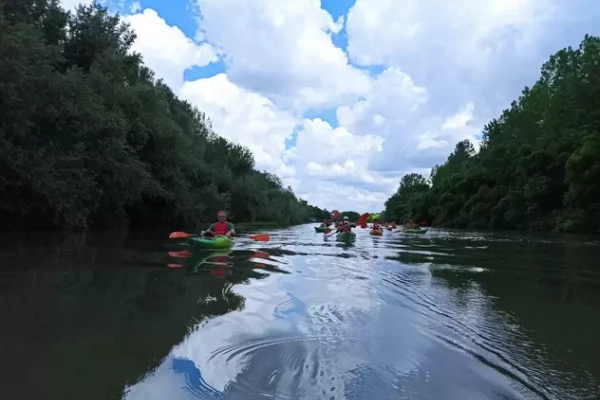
[383,35,600,233]
[0,1,329,229]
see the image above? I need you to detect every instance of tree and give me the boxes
[0,1,329,229]
[383,35,600,233]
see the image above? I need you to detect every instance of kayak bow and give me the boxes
[188,235,235,250]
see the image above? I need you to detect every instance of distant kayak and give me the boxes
[189,235,235,250]
[370,229,383,236]
[336,231,356,243]
[314,226,328,233]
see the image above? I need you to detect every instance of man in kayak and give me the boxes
[321,219,331,227]
[338,218,353,233]
[343,216,357,228]
[201,210,236,237]
[325,218,353,237]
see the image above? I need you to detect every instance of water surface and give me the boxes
[1,225,599,400]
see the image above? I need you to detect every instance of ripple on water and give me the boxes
[122,224,600,400]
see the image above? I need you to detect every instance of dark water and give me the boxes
[1,225,599,400]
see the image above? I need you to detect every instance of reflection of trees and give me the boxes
[0,232,246,400]
[391,235,600,398]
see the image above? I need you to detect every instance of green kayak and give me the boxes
[402,229,428,234]
[189,235,235,250]
[336,231,356,243]
[314,226,329,232]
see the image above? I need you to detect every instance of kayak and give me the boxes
[402,229,428,234]
[336,231,356,243]
[370,229,383,236]
[188,235,235,250]
[314,226,329,233]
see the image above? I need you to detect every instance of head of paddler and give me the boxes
[217,210,227,222]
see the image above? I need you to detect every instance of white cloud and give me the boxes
[114,0,600,212]
[345,0,555,71]
[179,73,299,178]
[60,0,93,9]
[123,9,218,91]
[191,0,372,111]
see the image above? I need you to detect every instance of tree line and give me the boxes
[0,1,330,229]
[383,35,600,233]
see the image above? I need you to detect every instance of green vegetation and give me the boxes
[340,211,360,221]
[0,1,328,229]
[383,35,600,233]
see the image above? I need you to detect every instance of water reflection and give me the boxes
[1,227,599,400]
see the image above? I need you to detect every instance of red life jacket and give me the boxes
[211,222,229,235]
[339,224,351,232]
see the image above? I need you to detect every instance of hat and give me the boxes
[343,216,349,220]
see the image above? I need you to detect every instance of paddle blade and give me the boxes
[169,231,191,239]
[250,234,270,242]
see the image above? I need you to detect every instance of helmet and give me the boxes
[343,216,349,221]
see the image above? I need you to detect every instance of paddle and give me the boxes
[169,231,270,241]
[169,231,198,239]
[249,234,270,242]
[324,228,338,238]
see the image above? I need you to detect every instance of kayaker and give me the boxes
[325,219,352,237]
[343,216,357,228]
[201,210,236,237]
[321,219,330,227]
[371,219,381,231]
[337,219,353,233]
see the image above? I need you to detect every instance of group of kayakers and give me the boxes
[199,210,425,239]
[320,217,425,234]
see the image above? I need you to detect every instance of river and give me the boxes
[1,225,599,400]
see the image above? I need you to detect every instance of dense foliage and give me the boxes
[383,35,600,233]
[0,1,328,229]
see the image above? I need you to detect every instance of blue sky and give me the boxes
[64,0,600,212]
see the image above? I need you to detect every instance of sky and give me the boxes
[61,0,600,212]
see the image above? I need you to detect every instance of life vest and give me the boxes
[211,222,229,235]
[339,224,351,233]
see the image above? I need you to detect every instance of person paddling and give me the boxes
[325,217,353,237]
[371,219,381,231]
[341,216,357,228]
[201,210,236,237]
